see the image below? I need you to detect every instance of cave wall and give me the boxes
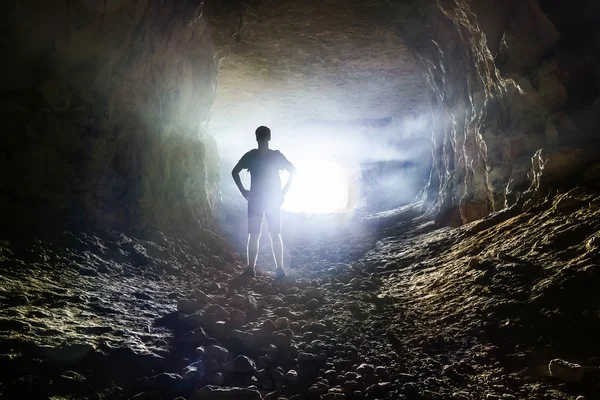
[370,0,600,226]
[0,0,219,235]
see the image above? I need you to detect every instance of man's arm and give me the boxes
[232,163,250,200]
[280,154,297,196]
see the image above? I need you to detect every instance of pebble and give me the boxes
[343,380,360,392]
[274,307,292,317]
[230,294,246,307]
[208,282,222,293]
[285,369,298,382]
[182,361,204,378]
[375,366,389,380]
[275,332,292,347]
[182,327,207,346]
[305,298,320,310]
[309,381,330,394]
[275,317,290,330]
[212,305,230,320]
[230,309,246,325]
[548,358,585,382]
[147,372,181,389]
[190,386,262,400]
[323,392,346,400]
[222,355,257,373]
[245,296,258,312]
[261,319,276,334]
[203,345,230,363]
[356,363,375,375]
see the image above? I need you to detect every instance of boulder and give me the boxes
[190,386,263,400]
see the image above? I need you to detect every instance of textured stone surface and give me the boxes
[208,0,430,130]
[365,0,600,225]
[1,0,219,234]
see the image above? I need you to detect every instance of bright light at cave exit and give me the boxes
[281,159,348,214]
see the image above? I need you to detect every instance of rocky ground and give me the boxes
[1,188,599,400]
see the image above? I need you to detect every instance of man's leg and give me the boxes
[266,207,285,278]
[243,208,263,277]
[247,231,261,269]
[269,233,283,269]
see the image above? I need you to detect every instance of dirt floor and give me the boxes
[1,187,599,400]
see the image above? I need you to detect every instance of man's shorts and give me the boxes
[248,195,282,234]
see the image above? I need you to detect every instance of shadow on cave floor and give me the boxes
[1,190,599,399]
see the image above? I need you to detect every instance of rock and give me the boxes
[275,317,289,330]
[230,309,246,325]
[366,382,391,396]
[182,327,208,346]
[305,298,320,310]
[285,369,298,382]
[485,395,501,400]
[231,294,246,307]
[375,366,389,380]
[304,286,322,298]
[548,358,585,382]
[272,367,286,386]
[275,332,292,347]
[40,343,95,365]
[245,296,258,312]
[190,385,263,400]
[212,305,230,320]
[206,372,225,386]
[147,372,182,389]
[222,355,257,374]
[274,307,292,317]
[266,344,278,361]
[298,352,321,362]
[178,299,201,314]
[324,369,338,383]
[308,381,330,394]
[344,372,359,380]
[264,391,281,400]
[323,392,346,400]
[183,361,206,379]
[230,330,257,348]
[356,363,375,375]
[342,380,360,392]
[203,345,230,363]
[208,282,223,293]
[261,319,276,334]
[422,389,443,399]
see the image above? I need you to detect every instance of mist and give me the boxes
[214,112,432,214]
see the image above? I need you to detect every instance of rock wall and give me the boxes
[369,0,600,226]
[0,0,219,235]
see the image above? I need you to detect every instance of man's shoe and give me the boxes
[275,267,286,279]
[241,267,256,278]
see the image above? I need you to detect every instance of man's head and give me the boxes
[255,126,271,143]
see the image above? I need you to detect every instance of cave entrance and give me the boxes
[208,0,431,254]
[280,158,349,214]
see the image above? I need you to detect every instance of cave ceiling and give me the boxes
[208,0,430,132]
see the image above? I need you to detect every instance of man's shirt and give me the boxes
[238,149,293,199]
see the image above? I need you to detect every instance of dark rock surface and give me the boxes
[1,196,599,399]
[1,0,219,233]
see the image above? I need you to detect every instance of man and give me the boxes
[232,126,296,278]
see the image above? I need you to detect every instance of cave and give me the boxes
[1,1,599,399]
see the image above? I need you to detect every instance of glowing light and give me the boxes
[282,159,348,214]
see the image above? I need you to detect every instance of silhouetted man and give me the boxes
[232,126,296,278]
